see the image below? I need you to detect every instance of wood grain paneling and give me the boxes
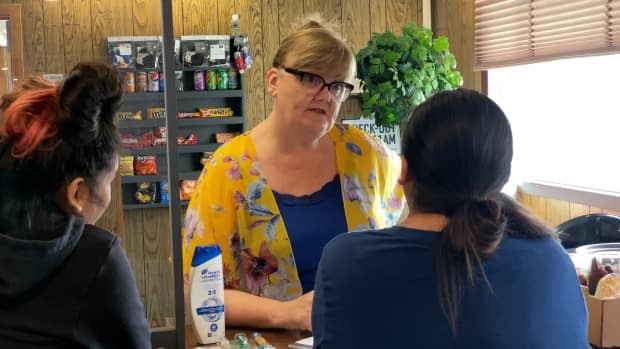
[123,210,147,308]
[370,0,387,34]
[132,0,160,35]
[518,190,620,228]
[43,0,64,74]
[143,208,174,327]
[91,0,134,62]
[386,0,419,34]
[172,0,184,36]
[62,0,94,72]
[343,0,370,52]
[218,0,235,35]
[432,0,481,91]
[21,0,45,74]
[182,0,218,35]
[304,0,341,24]
[277,0,303,41]
[261,0,279,118]
[237,0,265,129]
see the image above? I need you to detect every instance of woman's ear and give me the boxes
[62,177,90,216]
[266,67,280,97]
[397,155,410,186]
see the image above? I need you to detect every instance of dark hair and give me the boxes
[400,88,551,332]
[0,62,123,238]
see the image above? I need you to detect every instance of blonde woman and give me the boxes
[183,16,404,331]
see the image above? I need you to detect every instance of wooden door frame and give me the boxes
[0,4,24,85]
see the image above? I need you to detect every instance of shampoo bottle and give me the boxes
[189,245,226,344]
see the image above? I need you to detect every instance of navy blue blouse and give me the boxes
[273,175,348,293]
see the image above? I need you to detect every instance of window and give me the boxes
[488,53,620,194]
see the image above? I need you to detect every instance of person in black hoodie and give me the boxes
[0,62,151,348]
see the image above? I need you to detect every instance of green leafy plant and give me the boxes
[356,23,463,127]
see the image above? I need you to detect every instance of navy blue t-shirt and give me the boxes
[273,175,348,293]
[312,226,590,349]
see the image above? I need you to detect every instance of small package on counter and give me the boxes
[119,156,134,176]
[180,180,197,201]
[147,107,166,119]
[199,107,234,117]
[215,132,239,144]
[134,182,157,204]
[133,155,159,175]
[177,133,198,145]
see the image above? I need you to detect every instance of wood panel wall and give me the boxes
[517,190,620,228]
[2,0,480,327]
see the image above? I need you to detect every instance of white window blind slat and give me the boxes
[474,0,620,70]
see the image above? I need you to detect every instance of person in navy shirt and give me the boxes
[312,89,589,349]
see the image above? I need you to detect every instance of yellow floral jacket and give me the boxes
[182,124,404,301]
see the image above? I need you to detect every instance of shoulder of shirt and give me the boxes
[82,224,119,249]
[333,123,395,160]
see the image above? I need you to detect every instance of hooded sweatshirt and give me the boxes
[0,215,151,349]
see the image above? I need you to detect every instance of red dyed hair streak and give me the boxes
[0,78,60,158]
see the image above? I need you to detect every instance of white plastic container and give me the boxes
[189,245,226,344]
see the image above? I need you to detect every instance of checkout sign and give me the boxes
[343,118,401,154]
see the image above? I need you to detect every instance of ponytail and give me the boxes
[434,193,551,333]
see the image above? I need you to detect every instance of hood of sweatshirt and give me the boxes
[0,215,84,296]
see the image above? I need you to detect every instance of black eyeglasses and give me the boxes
[282,67,354,102]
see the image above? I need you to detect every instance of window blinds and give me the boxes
[474,0,620,70]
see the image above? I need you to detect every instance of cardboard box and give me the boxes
[582,286,620,347]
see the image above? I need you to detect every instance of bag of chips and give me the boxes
[119,156,134,176]
[135,182,157,204]
[134,155,158,175]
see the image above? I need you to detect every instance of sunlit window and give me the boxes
[488,54,620,194]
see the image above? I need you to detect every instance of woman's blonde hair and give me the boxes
[272,14,356,81]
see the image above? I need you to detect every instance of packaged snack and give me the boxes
[135,182,157,204]
[160,181,169,204]
[133,36,160,70]
[119,156,134,176]
[199,107,234,117]
[147,108,166,119]
[136,72,148,92]
[180,180,197,201]
[177,112,195,119]
[107,36,133,68]
[153,127,167,146]
[138,131,154,148]
[121,132,139,148]
[122,72,135,93]
[181,35,209,68]
[116,111,143,120]
[134,155,159,175]
[177,134,199,145]
[215,132,239,144]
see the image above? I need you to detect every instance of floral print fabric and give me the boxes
[182,124,405,301]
